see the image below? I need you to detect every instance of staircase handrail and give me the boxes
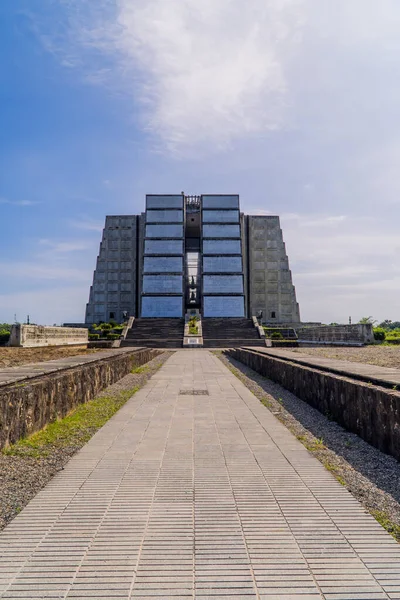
[252,316,265,339]
[121,316,135,340]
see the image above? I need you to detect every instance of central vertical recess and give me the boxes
[185,196,201,310]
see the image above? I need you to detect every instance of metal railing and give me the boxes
[185,195,201,209]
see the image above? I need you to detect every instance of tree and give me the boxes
[359,316,377,325]
[378,320,400,331]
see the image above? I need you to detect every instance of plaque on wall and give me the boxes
[141,296,183,318]
[144,257,183,273]
[143,275,183,294]
[145,224,183,238]
[203,296,245,317]
[202,195,239,209]
[146,210,183,223]
[203,275,244,294]
[146,195,183,209]
[202,210,239,223]
[203,240,241,255]
[203,256,243,273]
[145,240,183,255]
[202,224,240,238]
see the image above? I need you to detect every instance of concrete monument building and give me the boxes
[85,194,300,324]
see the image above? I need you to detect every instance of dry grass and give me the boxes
[291,346,400,369]
[0,347,103,369]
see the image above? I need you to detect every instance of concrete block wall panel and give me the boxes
[85,215,139,324]
[248,215,300,324]
[137,213,145,318]
[140,196,184,318]
[241,213,249,316]
[201,195,245,318]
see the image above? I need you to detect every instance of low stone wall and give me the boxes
[296,324,373,345]
[0,348,161,450]
[227,348,400,462]
[9,325,88,348]
[271,340,299,348]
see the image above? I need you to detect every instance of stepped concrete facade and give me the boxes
[85,194,300,324]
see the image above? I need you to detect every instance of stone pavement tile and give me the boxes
[0,351,398,599]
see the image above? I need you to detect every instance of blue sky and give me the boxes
[1,0,400,325]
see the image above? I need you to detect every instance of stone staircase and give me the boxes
[202,318,266,348]
[121,318,184,348]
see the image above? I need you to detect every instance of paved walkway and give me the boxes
[0,350,399,599]
[247,348,400,389]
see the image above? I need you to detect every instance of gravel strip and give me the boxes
[291,345,400,369]
[0,351,173,531]
[217,351,400,540]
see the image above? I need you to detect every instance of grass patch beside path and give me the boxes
[0,350,173,532]
[372,510,400,542]
[3,386,139,459]
[131,364,150,374]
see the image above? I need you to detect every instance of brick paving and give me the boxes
[0,350,399,599]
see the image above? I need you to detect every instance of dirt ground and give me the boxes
[0,346,103,368]
[291,346,400,369]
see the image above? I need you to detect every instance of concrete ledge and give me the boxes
[88,340,120,349]
[227,347,400,462]
[297,323,373,344]
[9,324,88,348]
[0,348,162,450]
[249,347,400,389]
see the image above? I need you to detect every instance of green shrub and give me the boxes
[386,336,400,345]
[106,333,120,340]
[88,333,100,340]
[373,327,386,341]
[99,323,113,331]
[112,326,124,333]
[0,331,10,344]
[271,332,283,339]
[388,330,400,337]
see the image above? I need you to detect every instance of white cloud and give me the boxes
[0,286,87,325]
[281,213,348,227]
[34,0,400,162]
[40,0,306,153]
[113,0,299,152]
[0,262,90,282]
[35,0,400,160]
[22,0,400,324]
[38,239,93,253]
[69,219,104,232]
[279,213,400,322]
[0,198,38,207]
